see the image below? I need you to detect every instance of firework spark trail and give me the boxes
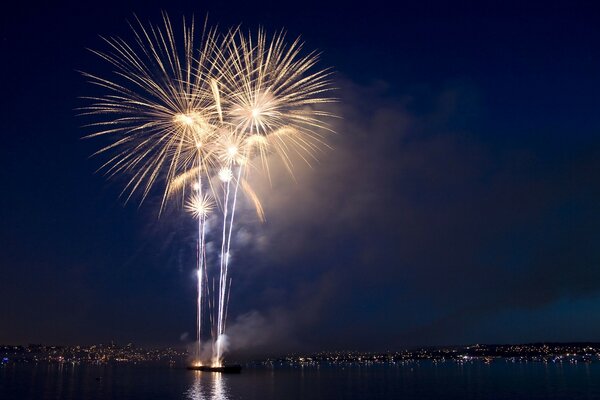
[196,211,202,360]
[201,193,212,345]
[224,277,232,332]
[196,173,204,360]
[225,165,244,285]
[214,162,245,364]
[185,166,217,363]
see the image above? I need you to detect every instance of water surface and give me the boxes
[1,362,598,399]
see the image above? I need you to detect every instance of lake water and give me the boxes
[1,362,599,399]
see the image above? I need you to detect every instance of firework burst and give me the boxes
[80,13,222,206]
[185,192,214,219]
[214,28,335,173]
[82,14,335,367]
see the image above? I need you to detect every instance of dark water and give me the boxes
[1,362,599,399]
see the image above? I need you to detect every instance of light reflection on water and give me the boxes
[185,372,229,400]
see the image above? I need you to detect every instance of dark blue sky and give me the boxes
[1,0,600,354]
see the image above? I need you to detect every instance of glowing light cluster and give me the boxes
[185,193,214,219]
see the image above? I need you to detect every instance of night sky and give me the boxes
[1,1,600,356]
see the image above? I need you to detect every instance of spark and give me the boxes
[185,193,214,219]
[173,113,195,127]
[218,167,233,182]
[241,179,265,222]
[227,146,238,158]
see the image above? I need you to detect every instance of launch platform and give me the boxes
[186,365,242,373]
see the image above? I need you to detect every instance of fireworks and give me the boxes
[82,14,335,366]
[185,193,214,219]
[79,13,221,206]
